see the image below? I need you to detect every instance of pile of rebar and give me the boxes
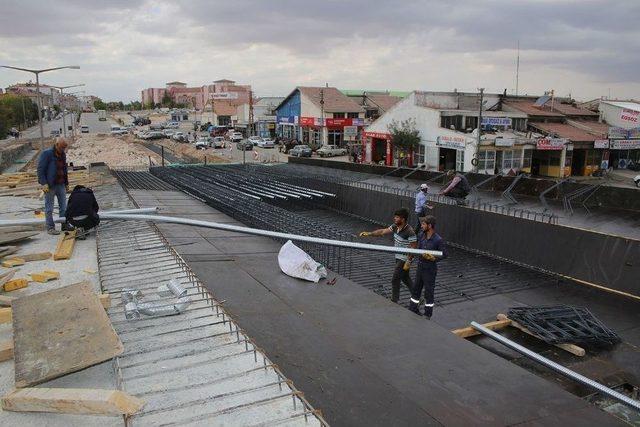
[507,305,620,347]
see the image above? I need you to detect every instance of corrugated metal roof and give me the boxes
[503,101,564,117]
[299,87,365,113]
[529,122,604,142]
[600,100,640,111]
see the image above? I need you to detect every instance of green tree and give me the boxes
[93,99,107,110]
[0,94,39,138]
[388,118,421,165]
[161,92,174,108]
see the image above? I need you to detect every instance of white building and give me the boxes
[363,91,529,173]
[598,100,640,129]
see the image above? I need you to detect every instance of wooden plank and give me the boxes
[0,340,13,362]
[0,269,17,287]
[496,314,586,357]
[0,232,39,245]
[12,282,124,387]
[2,258,25,268]
[4,252,51,262]
[1,388,144,416]
[29,270,60,283]
[53,230,76,261]
[0,307,12,324]
[452,319,512,338]
[0,226,40,234]
[3,278,28,292]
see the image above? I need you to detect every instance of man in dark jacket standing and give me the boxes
[37,139,70,235]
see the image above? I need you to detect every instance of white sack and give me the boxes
[278,240,327,283]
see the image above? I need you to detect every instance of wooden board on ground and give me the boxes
[0,307,11,324]
[12,281,124,388]
[452,319,512,338]
[1,388,144,416]
[0,295,16,307]
[53,230,76,260]
[4,252,51,262]
[0,340,13,362]
[0,231,39,245]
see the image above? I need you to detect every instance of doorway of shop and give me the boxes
[439,148,456,171]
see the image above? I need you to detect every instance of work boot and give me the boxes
[61,222,74,232]
[76,227,87,240]
[409,297,421,315]
[47,228,60,235]
[424,305,434,319]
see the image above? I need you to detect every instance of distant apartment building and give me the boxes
[5,82,58,108]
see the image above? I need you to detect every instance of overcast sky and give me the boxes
[1,0,638,102]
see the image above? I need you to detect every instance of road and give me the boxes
[79,111,118,134]
[1,112,77,143]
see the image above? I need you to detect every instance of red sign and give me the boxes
[299,117,319,126]
[620,108,639,124]
[363,131,392,140]
[325,118,350,127]
[536,138,567,150]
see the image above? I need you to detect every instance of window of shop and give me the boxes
[512,118,527,131]
[465,116,478,131]
[281,125,295,139]
[413,144,426,165]
[456,149,465,171]
[523,149,532,169]
[441,115,463,131]
[502,149,522,170]
[549,152,561,167]
[478,150,496,172]
[311,130,321,147]
[328,130,343,146]
[347,112,359,119]
[333,112,345,118]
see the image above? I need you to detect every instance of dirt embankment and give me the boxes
[65,134,162,168]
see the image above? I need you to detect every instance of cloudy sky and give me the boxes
[1,0,638,102]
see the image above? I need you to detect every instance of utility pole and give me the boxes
[1,65,80,150]
[248,90,254,137]
[475,88,485,173]
[21,96,27,130]
[50,84,84,138]
[515,40,520,96]
[320,88,325,146]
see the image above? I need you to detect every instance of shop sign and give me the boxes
[363,131,391,140]
[300,116,322,126]
[610,139,640,150]
[277,116,297,124]
[326,118,351,127]
[344,126,358,138]
[352,118,365,126]
[608,126,628,139]
[594,139,610,149]
[620,108,640,124]
[628,128,640,139]
[436,135,467,150]
[494,137,515,147]
[482,117,512,127]
[268,123,275,129]
[536,137,567,150]
[211,92,238,100]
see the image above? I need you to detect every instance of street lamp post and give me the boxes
[49,84,85,138]
[1,65,80,150]
[67,90,85,139]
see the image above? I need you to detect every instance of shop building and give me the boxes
[236,96,284,138]
[344,91,406,120]
[363,91,528,170]
[275,87,365,148]
[598,101,640,167]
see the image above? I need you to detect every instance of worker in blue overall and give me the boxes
[409,215,447,319]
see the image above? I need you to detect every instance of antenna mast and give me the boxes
[515,40,520,96]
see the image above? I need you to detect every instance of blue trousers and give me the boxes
[44,184,67,229]
[409,265,437,317]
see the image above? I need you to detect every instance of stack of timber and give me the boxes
[0,170,106,198]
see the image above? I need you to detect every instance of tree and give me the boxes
[388,118,421,165]
[0,94,39,138]
[93,99,107,110]
[161,92,174,108]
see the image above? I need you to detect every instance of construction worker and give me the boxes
[37,137,71,235]
[65,185,100,240]
[414,183,433,230]
[409,215,447,319]
[439,170,470,202]
[359,208,417,303]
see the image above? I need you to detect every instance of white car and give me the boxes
[163,129,176,137]
[259,137,275,148]
[195,136,212,149]
[248,136,263,145]
[110,127,128,136]
[80,125,89,133]
[172,132,185,142]
[164,121,179,129]
[212,136,225,148]
[229,132,243,142]
[634,175,640,188]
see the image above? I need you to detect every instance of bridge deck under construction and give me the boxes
[112,165,640,426]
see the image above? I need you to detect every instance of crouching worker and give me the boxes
[65,185,100,240]
[409,215,447,319]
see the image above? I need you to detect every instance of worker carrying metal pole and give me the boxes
[359,208,417,303]
[409,215,447,319]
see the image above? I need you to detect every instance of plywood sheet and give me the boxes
[12,282,124,388]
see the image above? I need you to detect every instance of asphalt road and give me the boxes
[79,111,118,134]
[1,112,76,143]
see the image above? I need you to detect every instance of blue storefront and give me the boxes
[276,89,301,140]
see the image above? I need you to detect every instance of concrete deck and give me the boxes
[128,188,626,426]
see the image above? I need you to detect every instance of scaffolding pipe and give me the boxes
[95,213,444,257]
[0,207,159,227]
[470,321,640,412]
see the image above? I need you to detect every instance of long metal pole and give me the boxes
[0,207,159,227]
[470,321,640,411]
[35,72,44,150]
[60,88,67,137]
[88,213,444,257]
[474,88,484,173]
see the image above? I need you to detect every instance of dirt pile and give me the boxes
[66,134,161,168]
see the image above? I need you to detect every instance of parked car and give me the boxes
[142,131,164,140]
[50,129,61,137]
[149,123,164,131]
[80,125,89,133]
[248,136,262,145]
[110,126,128,136]
[195,136,212,149]
[236,140,253,151]
[211,136,225,148]
[164,121,179,129]
[228,131,243,142]
[317,144,347,157]
[172,132,186,142]
[163,129,176,137]
[8,127,20,138]
[258,138,276,148]
[289,144,312,157]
